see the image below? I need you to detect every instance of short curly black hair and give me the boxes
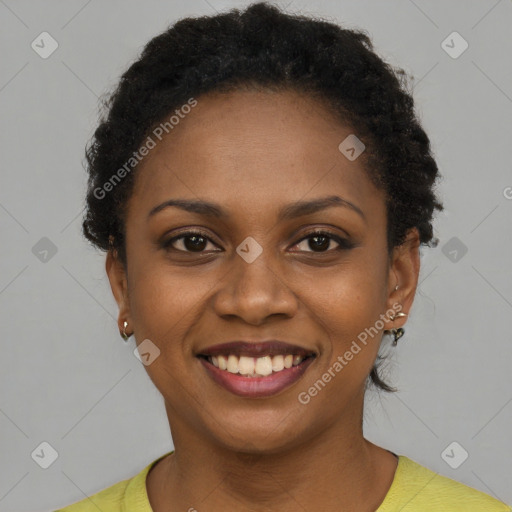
[82,1,443,392]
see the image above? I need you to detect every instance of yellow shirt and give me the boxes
[55,451,511,511]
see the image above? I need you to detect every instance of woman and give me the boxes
[56,2,511,511]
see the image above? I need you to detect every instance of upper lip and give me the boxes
[196,340,316,358]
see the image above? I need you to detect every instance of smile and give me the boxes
[197,346,316,398]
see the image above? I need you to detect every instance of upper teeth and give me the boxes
[208,354,306,377]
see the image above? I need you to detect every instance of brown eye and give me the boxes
[306,234,332,252]
[163,231,219,253]
[291,230,354,253]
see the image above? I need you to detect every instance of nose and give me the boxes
[211,247,299,326]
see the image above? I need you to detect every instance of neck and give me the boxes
[147,398,397,512]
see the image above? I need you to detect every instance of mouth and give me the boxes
[196,341,317,398]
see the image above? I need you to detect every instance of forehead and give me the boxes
[128,89,384,222]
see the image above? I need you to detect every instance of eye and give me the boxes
[291,230,353,253]
[162,229,355,254]
[162,230,220,253]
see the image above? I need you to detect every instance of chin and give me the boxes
[202,411,314,456]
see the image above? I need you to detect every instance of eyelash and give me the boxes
[162,229,354,254]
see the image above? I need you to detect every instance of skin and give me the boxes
[106,89,420,511]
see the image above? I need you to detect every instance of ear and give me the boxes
[384,227,421,330]
[105,249,131,336]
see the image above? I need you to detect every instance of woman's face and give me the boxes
[107,89,419,453]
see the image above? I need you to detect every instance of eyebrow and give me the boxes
[148,195,366,223]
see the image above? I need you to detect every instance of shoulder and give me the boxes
[379,455,511,511]
[53,478,130,511]
[54,451,173,511]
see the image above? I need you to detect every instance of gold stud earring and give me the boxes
[120,320,131,341]
[384,311,408,346]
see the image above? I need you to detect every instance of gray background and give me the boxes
[1,0,511,510]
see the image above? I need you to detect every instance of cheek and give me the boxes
[300,253,388,365]
[128,267,204,341]
[294,263,387,413]
[127,257,224,374]
[126,269,200,397]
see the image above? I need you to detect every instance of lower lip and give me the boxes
[198,356,316,398]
